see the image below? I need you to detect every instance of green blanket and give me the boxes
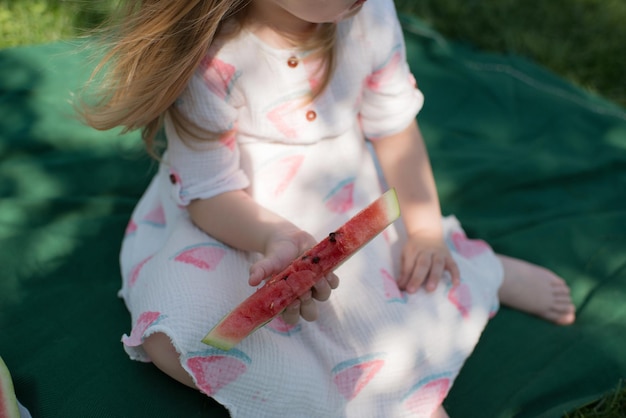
[1,15,625,418]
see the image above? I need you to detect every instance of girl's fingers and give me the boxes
[281,290,320,324]
[326,272,339,289]
[424,254,445,292]
[312,272,339,301]
[446,257,461,286]
[282,300,301,325]
[298,295,318,322]
[406,253,431,293]
[249,256,282,286]
[312,278,332,302]
[398,252,415,289]
[248,264,267,286]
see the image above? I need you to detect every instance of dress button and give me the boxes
[306,110,317,121]
[287,56,298,68]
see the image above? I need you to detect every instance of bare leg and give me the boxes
[497,254,575,325]
[432,406,450,418]
[142,332,197,389]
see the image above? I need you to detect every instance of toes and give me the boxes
[553,293,574,304]
[550,279,571,294]
[545,304,576,325]
[553,309,576,325]
[548,276,575,324]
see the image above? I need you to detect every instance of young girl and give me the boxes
[82,0,575,416]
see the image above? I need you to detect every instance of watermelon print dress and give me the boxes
[118,0,503,416]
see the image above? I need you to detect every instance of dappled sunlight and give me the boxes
[370,300,491,373]
[606,125,626,150]
[1,157,64,204]
[1,5,625,417]
[0,41,148,321]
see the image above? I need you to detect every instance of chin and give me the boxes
[333,4,364,23]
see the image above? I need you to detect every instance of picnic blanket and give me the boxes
[1,13,625,418]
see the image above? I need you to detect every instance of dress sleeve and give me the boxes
[359,0,424,140]
[164,60,250,207]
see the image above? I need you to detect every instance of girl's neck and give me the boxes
[246,0,318,49]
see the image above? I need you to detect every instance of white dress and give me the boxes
[118,0,503,416]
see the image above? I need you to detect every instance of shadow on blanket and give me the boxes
[1,14,625,418]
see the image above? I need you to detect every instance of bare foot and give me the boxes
[497,254,576,325]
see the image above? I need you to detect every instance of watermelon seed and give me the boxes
[282,274,289,281]
[312,256,320,264]
[329,232,337,243]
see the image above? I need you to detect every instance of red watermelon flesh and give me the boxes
[202,188,400,350]
[0,357,20,418]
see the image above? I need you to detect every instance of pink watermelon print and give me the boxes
[266,92,309,139]
[121,311,164,347]
[125,219,138,236]
[451,231,491,258]
[265,316,302,336]
[141,204,166,227]
[128,255,154,287]
[382,229,391,244]
[199,56,240,101]
[171,243,227,272]
[366,46,402,91]
[272,155,305,197]
[303,56,322,93]
[324,178,355,214]
[332,353,385,400]
[381,268,407,303]
[448,282,472,319]
[186,348,251,396]
[403,375,451,417]
[257,154,305,197]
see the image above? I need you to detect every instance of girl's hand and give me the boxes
[248,229,339,324]
[397,233,460,293]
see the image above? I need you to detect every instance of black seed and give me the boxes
[329,232,337,243]
[312,256,320,264]
[282,275,289,281]
[301,255,309,260]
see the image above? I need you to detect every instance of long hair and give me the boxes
[80,0,337,155]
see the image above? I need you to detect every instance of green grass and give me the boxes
[1,0,625,416]
[395,0,626,108]
[1,0,624,107]
[0,0,115,46]
[565,381,626,418]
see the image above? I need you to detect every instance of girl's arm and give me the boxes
[188,190,338,323]
[371,119,460,292]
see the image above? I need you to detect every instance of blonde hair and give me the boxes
[80,0,337,155]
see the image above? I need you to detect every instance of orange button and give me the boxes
[287,56,298,68]
[306,110,317,121]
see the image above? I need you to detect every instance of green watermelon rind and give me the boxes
[0,356,20,418]
[201,317,273,351]
[202,188,400,350]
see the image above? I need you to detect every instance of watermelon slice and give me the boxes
[202,188,400,350]
[0,356,20,418]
